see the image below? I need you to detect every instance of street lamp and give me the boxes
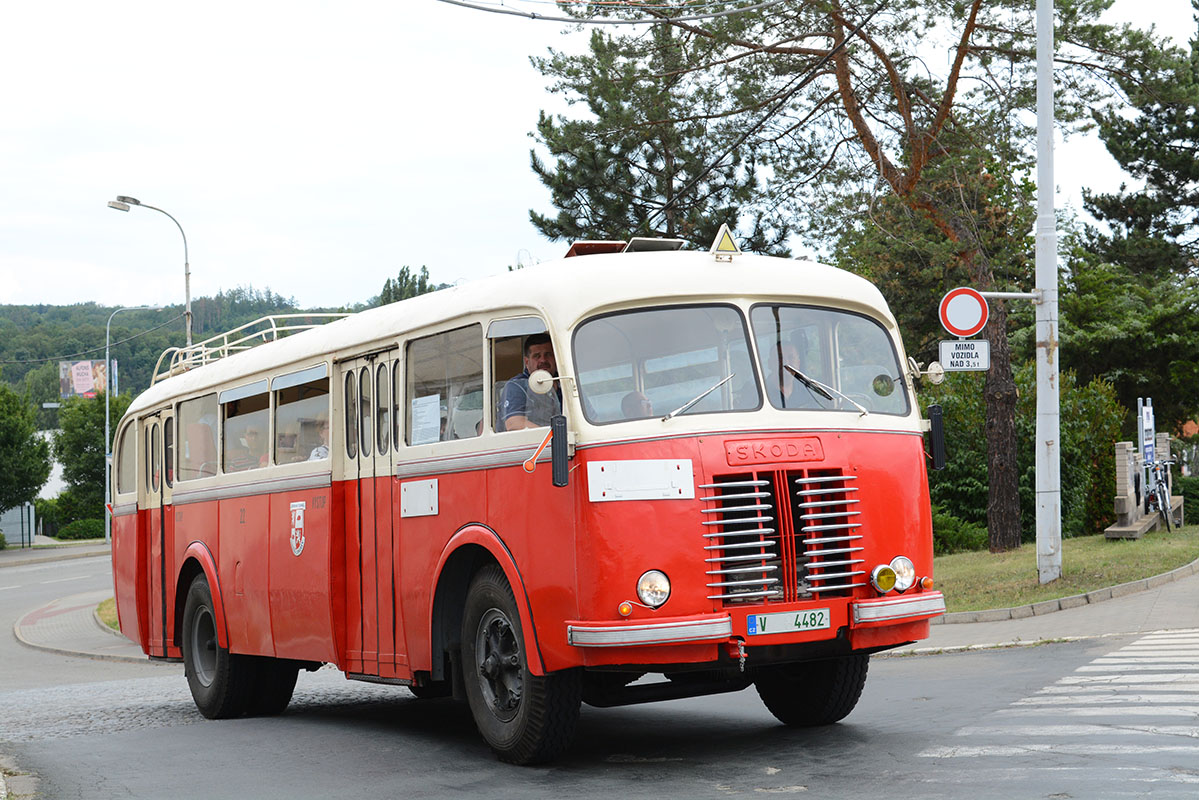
[107,196,193,348]
[104,305,162,544]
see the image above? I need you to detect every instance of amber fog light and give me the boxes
[890,556,916,592]
[636,570,671,608]
[870,564,897,594]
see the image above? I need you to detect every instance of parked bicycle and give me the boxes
[1145,458,1174,531]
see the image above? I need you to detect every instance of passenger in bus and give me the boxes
[245,427,268,467]
[621,390,653,419]
[308,417,330,461]
[498,333,562,431]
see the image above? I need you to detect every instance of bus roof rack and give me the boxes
[151,313,350,384]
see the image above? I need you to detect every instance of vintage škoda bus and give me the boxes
[110,230,947,764]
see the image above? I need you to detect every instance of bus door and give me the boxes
[139,411,175,658]
[339,353,404,677]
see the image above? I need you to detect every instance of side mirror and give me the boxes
[928,404,946,471]
[529,369,556,395]
[550,415,568,488]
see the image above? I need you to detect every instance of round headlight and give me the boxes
[637,570,671,608]
[870,564,897,594]
[890,556,916,592]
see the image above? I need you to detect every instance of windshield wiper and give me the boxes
[663,373,735,421]
[783,364,869,416]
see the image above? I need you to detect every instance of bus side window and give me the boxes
[177,393,218,481]
[273,370,330,464]
[344,372,358,459]
[222,388,269,473]
[490,334,525,433]
[406,324,483,445]
[163,418,174,488]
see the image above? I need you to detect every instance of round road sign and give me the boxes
[938,287,989,338]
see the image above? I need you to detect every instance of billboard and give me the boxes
[59,360,108,399]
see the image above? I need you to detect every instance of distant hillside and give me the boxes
[0,286,342,427]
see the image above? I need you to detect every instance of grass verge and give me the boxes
[935,523,1199,612]
[96,597,119,631]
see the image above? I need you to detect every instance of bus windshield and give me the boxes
[573,305,760,423]
[750,304,910,415]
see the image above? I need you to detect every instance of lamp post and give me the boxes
[107,196,192,347]
[104,305,162,544]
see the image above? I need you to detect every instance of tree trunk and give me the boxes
[983,301,1022,551]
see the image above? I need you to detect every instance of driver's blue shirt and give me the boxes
[498,369,562,430]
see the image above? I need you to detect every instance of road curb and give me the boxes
[935,555,1199,624]
[12,610,151,666]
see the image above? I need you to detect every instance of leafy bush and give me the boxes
[931,504,988,554]
[56,518,104,541]
[1175,475,1199,516]
[923,363,1126,541]
[0,530,7,550]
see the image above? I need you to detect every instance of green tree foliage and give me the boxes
[530,24,790,252]
[1068,15,1199,433]
[0,381,51,514]
[924,365,1125,545]
[0,286,305,403]
[51,393,133,525]
[378,266,446,305]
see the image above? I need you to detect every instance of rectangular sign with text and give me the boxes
[939,340,990,371]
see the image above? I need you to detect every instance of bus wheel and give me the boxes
[753,654,869,726]
[461,565,581,764]
[246,658,300,716]
[182,574,253,719]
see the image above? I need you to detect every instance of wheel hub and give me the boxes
[475,608,522,721]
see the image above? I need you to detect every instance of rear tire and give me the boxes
[461,565,581,764]
[754,654,869,726]
[181,575,254,719]
[246,658,300,716]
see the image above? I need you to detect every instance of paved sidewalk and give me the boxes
[13,589,148,663]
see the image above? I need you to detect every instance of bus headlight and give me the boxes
[890,556,916,592]
[637,570,671,608]
[870,564,897,594]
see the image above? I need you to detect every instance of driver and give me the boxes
[498,333,562,431]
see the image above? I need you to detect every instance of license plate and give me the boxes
[746,609,831,636]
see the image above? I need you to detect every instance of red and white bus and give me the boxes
[110,232,946,763]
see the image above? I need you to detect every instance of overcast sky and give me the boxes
[0,1,1193,313]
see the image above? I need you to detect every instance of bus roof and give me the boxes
[125,251,893,418]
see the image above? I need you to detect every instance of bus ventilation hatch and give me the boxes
[700,471,864,604]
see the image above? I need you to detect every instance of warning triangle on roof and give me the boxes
[709,223,741,261]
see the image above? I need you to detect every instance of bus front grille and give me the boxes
[700,470,864,604]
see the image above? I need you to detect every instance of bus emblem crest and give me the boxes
[289,501,306,556]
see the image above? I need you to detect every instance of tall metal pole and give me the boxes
[1035,0,1062,583]
[109,197,192,347]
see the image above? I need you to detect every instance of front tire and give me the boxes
[182,574,254,719]
[461,565,581,764]
[754,654,869,726]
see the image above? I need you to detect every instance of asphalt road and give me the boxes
[4,558,1198,799]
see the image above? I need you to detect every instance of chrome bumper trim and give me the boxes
[852,592,946,624]
[568,617,733,647]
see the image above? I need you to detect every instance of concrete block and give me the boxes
[1110,580,1146,598]
[1031,599,1061,616]
[1059,594,1089,610]
[1086,587,1113,603]
[1009,604,1035,619]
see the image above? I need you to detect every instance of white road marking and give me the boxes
[0,585,20,591]
[1035,682,1199,693]
[957,725,1199,738]
[996,706,1199,717]
[38,575,91,585]
[1015,694,1199,705]
[1057,673,1199,684]
[920,743,1199,757]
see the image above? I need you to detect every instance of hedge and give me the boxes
[56,518,105,541]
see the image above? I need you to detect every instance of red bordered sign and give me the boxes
[938,288,989,338]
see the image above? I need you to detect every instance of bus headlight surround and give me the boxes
[890,556,916,592]
[870,564,897,594]
[637,570,671,608]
